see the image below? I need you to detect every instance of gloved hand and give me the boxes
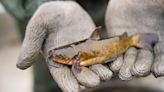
[105,0,164,80]
[16,1,113,92]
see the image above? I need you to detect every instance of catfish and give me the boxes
[49,27,158,71]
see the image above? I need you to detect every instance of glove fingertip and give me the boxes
[118,47,137,80]
[16,61,30,70]
[90,64,113,81]
[119,68,133,80]
[72,67,100,88]
[50,66,80,92]
[16,63,25,70]
[131,49,153,77]
[152,42,164,77]
[109,55,123,73]
[151,59,164,77]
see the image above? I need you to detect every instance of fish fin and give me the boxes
[48,50,56,59]
[47,61,62,68]
[72,52,82,73]
[105,57,117,63]
[135,33,159,51]
[89,26,102,40]
[119,32,128,39]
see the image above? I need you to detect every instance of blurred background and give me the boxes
[0,0,164,92]
[0,2,33,92]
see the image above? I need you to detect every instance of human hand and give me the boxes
[105,0,164,80]
[16,1,113,92]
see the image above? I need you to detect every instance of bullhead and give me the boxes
[48,27,158,69]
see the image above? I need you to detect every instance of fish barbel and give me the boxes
[49,32,158,67]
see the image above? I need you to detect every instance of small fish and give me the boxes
[49,27,158,70]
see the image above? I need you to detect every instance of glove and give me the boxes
[16,1,113,92]
[105,0,164,80]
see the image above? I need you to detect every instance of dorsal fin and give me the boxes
[89,26,102,40]
[119,32,128,39]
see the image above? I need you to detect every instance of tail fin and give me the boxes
[132,33,159,51]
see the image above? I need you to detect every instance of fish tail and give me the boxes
[130,33,159,51]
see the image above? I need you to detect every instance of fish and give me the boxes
[48,27,158,70]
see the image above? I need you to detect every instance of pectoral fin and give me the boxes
[72,52,82,73]
[104,57,117,63]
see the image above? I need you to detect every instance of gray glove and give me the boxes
[16,1,113,92]
[105,0,164,80]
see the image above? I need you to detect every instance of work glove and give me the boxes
[16,1,113,92]
[105,0,164,80]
